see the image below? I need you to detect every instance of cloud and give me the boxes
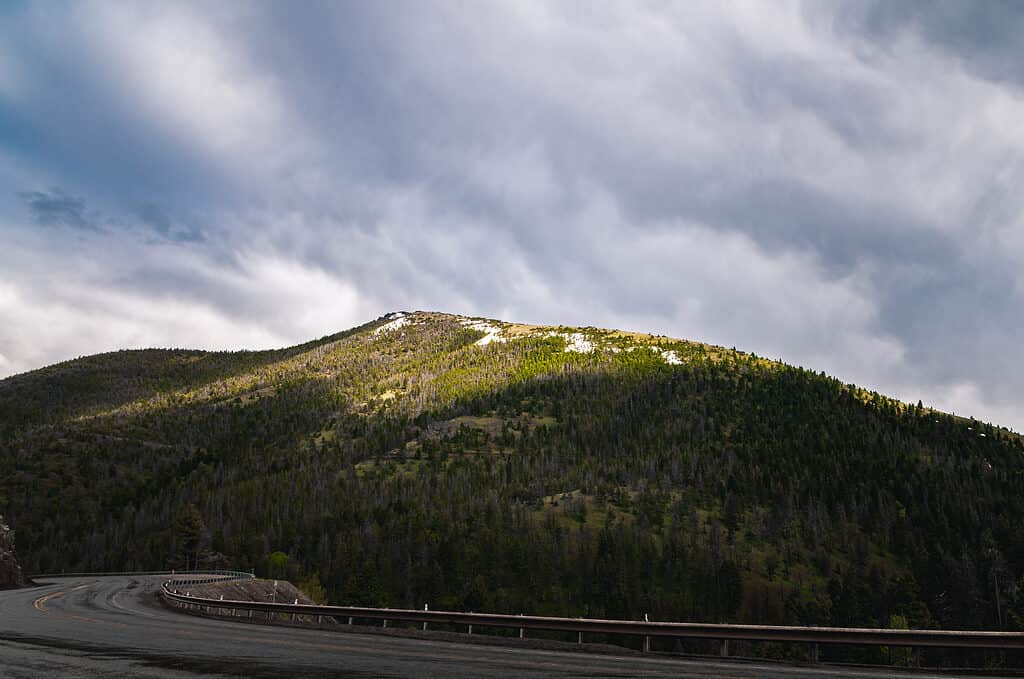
[832,1,1024,88]
[17,189,98,231]
[0,234,376,378]
[1,1,1024,431]
[137,203,204,243]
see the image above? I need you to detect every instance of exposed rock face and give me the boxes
[0,516,24,589]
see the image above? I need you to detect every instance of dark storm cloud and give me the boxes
[833,1,1024,87]
[18,189,98,231]
[0,3,243,219]
[2,1,1024,429]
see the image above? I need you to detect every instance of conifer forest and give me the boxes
[2,311,1022,663]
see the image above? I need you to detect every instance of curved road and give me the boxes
[0,576,1005,678]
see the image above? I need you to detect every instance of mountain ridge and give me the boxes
[4,309,1014,437]
[2,309,1022,651]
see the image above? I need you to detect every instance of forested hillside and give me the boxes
[2,311,1022,654]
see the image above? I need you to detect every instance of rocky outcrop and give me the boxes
[0,516,24,589]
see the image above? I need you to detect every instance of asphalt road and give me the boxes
[0,576,1008,678]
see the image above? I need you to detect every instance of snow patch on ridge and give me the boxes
[459,318,507,346]
[374,312,410,335]
[650,346,683,365]
[544,330,681,361]
[444,313,687,365]
[661,350,683,365]
[560,332,594,353]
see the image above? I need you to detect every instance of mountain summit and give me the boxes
[1,311,1022,636]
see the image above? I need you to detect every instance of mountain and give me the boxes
[2,311,1023,640]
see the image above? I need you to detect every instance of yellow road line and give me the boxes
[33,589,67,613]
[32,584,120,626]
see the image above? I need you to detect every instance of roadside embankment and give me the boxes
[0,515,25,589]
[164,576,330,624]
[176,577,315,605]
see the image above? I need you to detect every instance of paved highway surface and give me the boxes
[0,576,1008,678]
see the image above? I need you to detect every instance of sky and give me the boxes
[1,1,1023,430]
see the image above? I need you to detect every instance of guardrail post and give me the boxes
[468,623,473,635]
[423,604,429,631]
[721,639,729,657]
[812,642,819,663]
[578,631,583,645]
[519,614,525,639]
[644,614,650,652]
[383,618,388,629]
[348,616,353,625]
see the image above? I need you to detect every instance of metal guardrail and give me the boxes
[160,584,1024,652]
[29,569,255,579]
[163,571,255,588]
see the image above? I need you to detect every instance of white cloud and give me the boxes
[75,2,310,187]
[0,230,375,377]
